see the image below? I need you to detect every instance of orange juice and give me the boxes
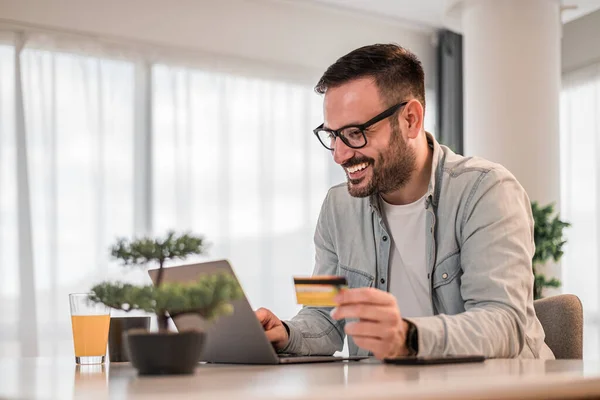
[71,315,110,357]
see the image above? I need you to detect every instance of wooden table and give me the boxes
[2,357,600,399]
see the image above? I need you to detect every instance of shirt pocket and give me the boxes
[432,251,464,314]
[338,263,375,289]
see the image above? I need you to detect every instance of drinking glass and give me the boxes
[69,293,111,364]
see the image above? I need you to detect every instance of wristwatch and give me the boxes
[282,321,291,337]
[405,320,419,356]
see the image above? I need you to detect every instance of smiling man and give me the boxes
[255,44,554,360]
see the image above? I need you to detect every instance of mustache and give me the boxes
[342,157,374,169]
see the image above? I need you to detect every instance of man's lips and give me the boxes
[345,162,370,180]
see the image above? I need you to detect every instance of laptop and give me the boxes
[148,259,367,364]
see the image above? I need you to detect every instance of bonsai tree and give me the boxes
[89,231,243,331]
[531,202,570,300]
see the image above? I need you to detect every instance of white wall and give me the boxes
[0,0,437,88]
[562,9,600,74]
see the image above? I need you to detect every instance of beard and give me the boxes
[344,123,417,198]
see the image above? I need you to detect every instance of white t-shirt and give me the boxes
[381,194,433,318]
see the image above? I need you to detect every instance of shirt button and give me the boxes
[442,273,448,279]
[382,236,388,241]
[380,278,386,284]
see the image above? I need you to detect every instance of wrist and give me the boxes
[279,321,291,349]
[404,319,419,356]
[282,321,291,339]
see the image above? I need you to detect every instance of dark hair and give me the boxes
[315,44,425,111]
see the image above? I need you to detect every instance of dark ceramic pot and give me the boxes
[108,316,151,362]
[126,330,205,375]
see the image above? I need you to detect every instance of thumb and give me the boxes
[255,307,269,323]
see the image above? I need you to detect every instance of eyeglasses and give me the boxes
[313,101,408,151]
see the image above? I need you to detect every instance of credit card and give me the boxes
[294,276,348,307]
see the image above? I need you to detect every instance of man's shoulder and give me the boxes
[323,183,370,211]
[441,147,517,184]
[437,147,525,214]
[326,182,350,199]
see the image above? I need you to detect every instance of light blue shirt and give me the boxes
[283,133,554,360]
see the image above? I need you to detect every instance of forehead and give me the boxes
[323,78,385,130]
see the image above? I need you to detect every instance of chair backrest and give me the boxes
[533,294,583,359]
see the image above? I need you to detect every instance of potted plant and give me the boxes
[531,202,570,300]
[88,231,243,375]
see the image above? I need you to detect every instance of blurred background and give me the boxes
[0,0,599,360]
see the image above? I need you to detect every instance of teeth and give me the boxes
[347,163,368,173]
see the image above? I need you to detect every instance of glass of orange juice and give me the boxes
[69,293,111,365]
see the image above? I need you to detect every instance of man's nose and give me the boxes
[332,138,354,165]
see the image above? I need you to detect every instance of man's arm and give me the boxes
[280,190,346,356]
[406,167,537,358]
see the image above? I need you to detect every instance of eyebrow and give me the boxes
[322,121,364,131]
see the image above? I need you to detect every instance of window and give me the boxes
[0,44,347,355]
[1,45,136,356]
[560,61,600,359]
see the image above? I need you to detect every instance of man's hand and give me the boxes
[255,307,289,350]
[331,288,409,359]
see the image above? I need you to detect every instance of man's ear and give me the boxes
[403,99,424,139]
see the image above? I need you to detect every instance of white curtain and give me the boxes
[0,43,18,355]
[0,40,345,356]
[1,42,138,357]
[560,61,600,360]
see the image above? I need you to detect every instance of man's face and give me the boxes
[323,78,416,198]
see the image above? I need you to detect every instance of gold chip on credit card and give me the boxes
[294,276,348,307]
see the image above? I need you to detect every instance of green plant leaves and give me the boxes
[88,282,155,312]
[531,201,570,299]
[532,202,571,265]
[89,272,243,321]
[110,231,206,267]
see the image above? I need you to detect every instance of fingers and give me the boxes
[255,307,271,324]
[331,304,399,322]
[255,307,267,319]
[346,319,410,359]
[334,287,396,306]
[256,308,278,332]
[329,289,407,359]
[344,321,391,340]
[351,337,388,359]
[261,320,289,350]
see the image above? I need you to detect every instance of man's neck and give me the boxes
[380,134,433,206]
